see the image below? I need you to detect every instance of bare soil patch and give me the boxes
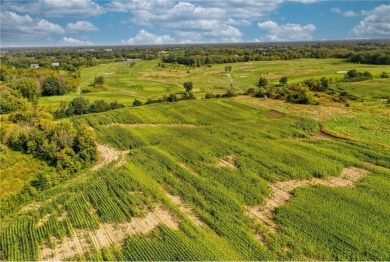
[39,206,178,261]
[311,131,335,140]
[19,202,42,213]
[247,167,369,233]
[37,214,52,227]
[216,155,237,169]
[165,191,204,227]
[266,110,285,118]
[92,144,130,171]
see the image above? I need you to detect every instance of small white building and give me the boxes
[30,64,40,68]
[52,62,60,67]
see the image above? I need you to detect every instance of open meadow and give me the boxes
[39,58,390,108]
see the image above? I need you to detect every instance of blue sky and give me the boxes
[1,0,389,47]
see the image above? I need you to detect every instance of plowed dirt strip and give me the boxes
[39,206,179,261]
[248,167,369,233]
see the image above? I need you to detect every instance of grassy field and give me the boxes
[38,58,390,108]
[2,99,390,260]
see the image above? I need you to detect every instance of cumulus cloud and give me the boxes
[257,20,316,41]
[4,0,105,17]
[62,37,94,45]
[1,11,65,45]
[350,4,390,38]
[122,30,175,45]
[67,21,99,31]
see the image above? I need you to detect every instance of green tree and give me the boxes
[183,81,193,92]
[258,77,268,87]
[70,97,90,115]
[94,76,105,87]
[279,77,288,85]
[42,76,63,96]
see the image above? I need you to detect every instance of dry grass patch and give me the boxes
[165,191,204,227]
[216,155,237,169]
[247,167,369,233]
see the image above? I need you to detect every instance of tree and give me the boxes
[89,99,109,113]
[94,76,105,87]
[346,69,358,79]
[183,81,193,92]
[279,77,288,85]
[258,77,268,87]
[69,97,90,115]
[42,76,67,96]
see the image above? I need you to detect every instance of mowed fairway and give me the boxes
[2,100,390,261]
[38,58,390,108]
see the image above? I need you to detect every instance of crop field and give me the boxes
[38,58,390,108]
[2,99,390,261]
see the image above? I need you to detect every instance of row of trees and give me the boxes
[54,97,124,118]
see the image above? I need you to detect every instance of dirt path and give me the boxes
[247,167,369,233]
[92,144,130,171]
[39,206,178,261]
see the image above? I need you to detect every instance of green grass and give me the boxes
[38,59,390,108]
[324,106,390,146]
[0,145,46,200]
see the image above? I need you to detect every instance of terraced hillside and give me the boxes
[1,100,389,261]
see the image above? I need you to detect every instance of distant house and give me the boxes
[104,48,112,52]
[30,64,40,68]
[52,62,60,67]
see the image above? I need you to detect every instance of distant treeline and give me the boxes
[161,41,390,66]
[1,40,389,70]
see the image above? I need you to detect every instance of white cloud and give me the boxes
[67,21,99,31]
[257,20,316,41]
[226,18,252,27]
[0,11,65,44]
[350,4,390,38]
[62,37,94,45]
[330,7,358,17]
[122,30,175,45]
[4,0,105,17]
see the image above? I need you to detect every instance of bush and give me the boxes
[133,99,143,106]
[205,92,215,99]
[258,77,268,87]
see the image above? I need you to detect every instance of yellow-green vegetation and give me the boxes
[38,58,390,108]
[1,100,389,261]
[0,145,46,200]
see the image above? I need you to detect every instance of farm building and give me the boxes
[52,62,60,67]
[30,64,39,68]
